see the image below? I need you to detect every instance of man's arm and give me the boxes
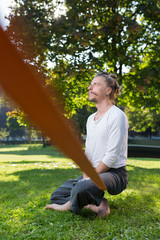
[83,161,109,179]
[95,161,110,174]
[83,172,89,179]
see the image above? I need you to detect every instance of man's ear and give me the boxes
[106,87,112,96]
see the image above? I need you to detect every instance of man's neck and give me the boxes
[96,100,113,115]
[94,100,113,120]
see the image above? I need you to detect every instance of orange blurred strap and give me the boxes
[0,26,106,190]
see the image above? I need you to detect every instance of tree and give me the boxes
[0,105,9,129]
[0,128,10,141]
[6,111,22,130]
[6,0,160,131]
[6,111,26,139]
[73,105,96,135]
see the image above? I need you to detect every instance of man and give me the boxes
[45,72,128,217]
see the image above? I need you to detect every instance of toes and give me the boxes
[45,204,54,210]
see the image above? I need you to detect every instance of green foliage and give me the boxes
[6,111,23,130]
[0,98,28,139]
[6,0,160,131]
[5,110,44,142]
[0,106,9,129]
[0,144,160,239]
[7,0,54,65]
[73,105,96,134]
[50,0,145,76]
[125,107,160,132]
[47,66,94,116]
[119,55,160,132]
[0,128,10,140]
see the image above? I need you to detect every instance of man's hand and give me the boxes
[83,161,109,179]
[83,172,89,179]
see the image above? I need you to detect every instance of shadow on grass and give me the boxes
[1,165,160,195]
[0,168,81,201]
[0,166,160,219]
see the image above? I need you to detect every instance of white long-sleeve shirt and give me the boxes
[85,105,128,169]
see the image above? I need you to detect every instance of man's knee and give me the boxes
[70,179,91,211]
[70,178,104,211]
[72,179,90,196]
[71,178,103,199]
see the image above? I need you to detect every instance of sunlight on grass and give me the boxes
[0,144,160,240]
[0,174,19,182]
[128,158,160,169]
[0,144,29,152]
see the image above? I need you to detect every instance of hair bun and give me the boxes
[109,73,117,80]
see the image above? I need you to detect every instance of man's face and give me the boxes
[88,76,108,103]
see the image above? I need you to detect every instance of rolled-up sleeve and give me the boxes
[101,114,128,168]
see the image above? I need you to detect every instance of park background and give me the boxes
[0,0,160,150]
[0,0,160,239]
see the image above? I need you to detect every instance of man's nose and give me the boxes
[88,84,92,90]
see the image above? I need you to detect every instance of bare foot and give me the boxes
[45,201,70,211]
[85,198,110,218]
[97,198,110,218]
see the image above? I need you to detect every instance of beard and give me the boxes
[89,97,97,103]
[88,92,97,103]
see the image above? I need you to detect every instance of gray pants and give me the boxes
[50,166,128,214]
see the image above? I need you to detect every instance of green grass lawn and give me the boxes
[0,144,160,240]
